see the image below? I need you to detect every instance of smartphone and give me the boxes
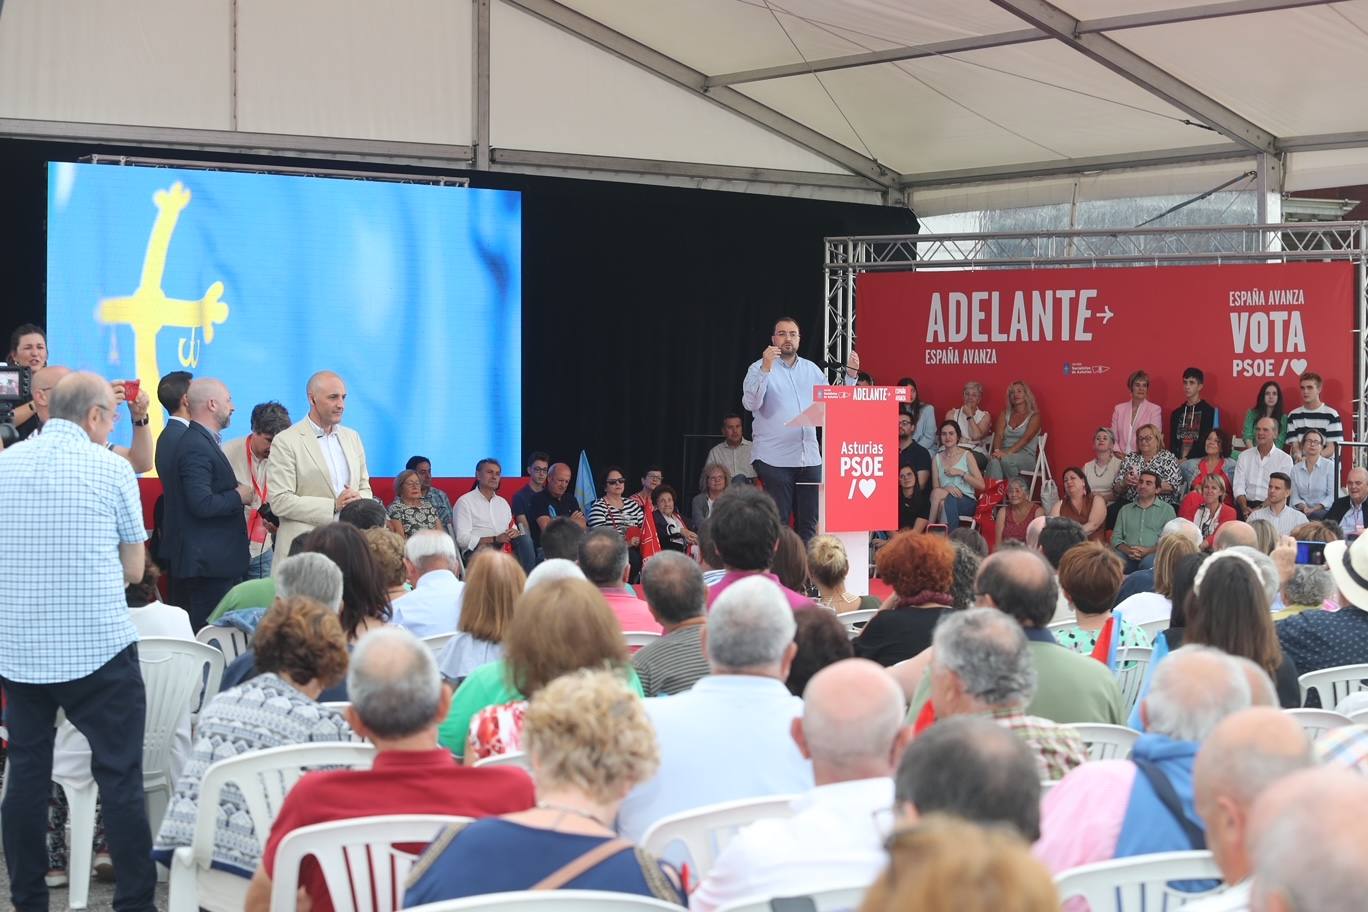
[926,523,949,536]
[122,378,140,404]
[1296,540,1327,565]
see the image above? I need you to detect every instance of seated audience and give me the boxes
[244,627,535,912]
[1110,370,1163,455]
[1170,367,1218,463]
[1050,466,1106,541]
[407,455,455,538]
[785,607,854,696]
[1180,428,1236,503]
[404,669,682,906]
[1315,724,1368,773]
[1114,533,1198,630]
[863,816,1059,912]
[337,497,388,530]
[1036,646,1252,873]
[154,595,353,877]
[1182,475,1237,545]
[578,528,661,634]
[1325,466,1368,538]
[1112,424,1183,507]
[899,378,938,450]
[1243,380,1288,450]
[950,525,989,557]
[1185,708,1312,911]
[435,550,524,683]
[539,516,587,562]
[770,527,809,595]
[807,534,880,614]
[697,524,727,587]
[1215,519,1259,551]
[617,576,814,840]
[452,458,519,561]
[527,463,587,554]
[652,484,697,553]
[987,380,1042,482]
[632,552,710,697]
[1113,517,1201,606]
[928,421,985,528]
[853,532,956,667]
[587,465,646,576]
[1291,429,1334,519]
[523,557,585,590]
[1248,472,1308,536]
[1113,470,1177,573]
[391,530,465,638]
[363,527,410,607]
[1248,768,1368,912]
[894,716,1042,840]
[1250,519,1279,554]
[701,413,756,484]
[929,608,1086,781]
[208,575,277,625]
[1054,542,1149,655]
[386,468,443,538]
[894,462,930,534]
[691,659,906,912]
[691,462,728,531]
[996,477,1041,546]
[1086,427,1122,517]
[909,548,1125,725]
[944,380,993,469]
[948,540,984,611]
[439,578,641,761]
[1278,532,1368,686]
[1233,417,1293,514]
[1036,516,1087,623]
[705,485,810,609]
[1285,369,1343,458]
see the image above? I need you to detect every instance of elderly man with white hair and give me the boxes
[930,608,1086,781]
[391,529,465,637]
[617,575,814,841]
[690,658,909,911]
[1183,707,1312,912]
[1036,645,1252,874]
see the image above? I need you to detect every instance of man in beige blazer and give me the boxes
[266,371,372,561]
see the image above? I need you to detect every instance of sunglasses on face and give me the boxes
[607,478,625,484]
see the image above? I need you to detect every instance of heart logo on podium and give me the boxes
[858,478,877,499]
[1290,358,1308,375]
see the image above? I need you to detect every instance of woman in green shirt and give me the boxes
[438,578,643,759]
[1243,380,1288,449]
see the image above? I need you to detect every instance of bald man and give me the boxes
[9,365,154,473]
[164,378,253,627]
[1248,768,1368,912]
[691,658,909,912]
[1326,466,1368,538]
[265,370,372,560]
[1213,520,1258,551]
[1186,708,1312,911]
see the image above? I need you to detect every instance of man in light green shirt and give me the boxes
[1114,471,1177,573]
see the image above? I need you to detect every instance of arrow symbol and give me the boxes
[1100,306,1115,324]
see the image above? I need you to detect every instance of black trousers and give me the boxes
[179,575,240,631]
[753,460,821,542]
[1,645,155,912]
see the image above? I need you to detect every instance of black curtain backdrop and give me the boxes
[0,139,917,500]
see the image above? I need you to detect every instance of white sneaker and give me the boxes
[45,869,68,888]
[94,852,115,883]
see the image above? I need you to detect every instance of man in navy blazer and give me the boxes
[165,378,252,628]
[152,370,193,602]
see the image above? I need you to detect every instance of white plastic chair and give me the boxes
[716,882,869,912]
[423,632,458,654]
[623,631,662,649]
[1047,618,1074,633]
[1348,708,1368,726]
[1284,708,1353,740]
[839,608,879,638]
[1136,617,1170,641]
[1039,779,1057,798]
[54,637,224,910]
[1069,723,1141,761]
[473,750,531,772]
[1114,645,1153,718]
[404,891,685,911]
[271,814,468,912]
[168,742,376,912]
[1019,432,1050,500]
[640,795,796,881]
[1054,850,1226,910]
[196,624,251,660]
[1299,663,1368,708]
[321,701,352,715]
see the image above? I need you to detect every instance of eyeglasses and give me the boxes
[607,478,625,484]
[529,466,549,474]
[645,474,663,481]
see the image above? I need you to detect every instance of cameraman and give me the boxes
[4,323,47,439]
[13,365,154,473]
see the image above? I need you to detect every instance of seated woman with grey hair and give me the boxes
[152,595,353,878]
[404,669,684,905]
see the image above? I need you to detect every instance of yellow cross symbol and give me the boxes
[97,181,230,456]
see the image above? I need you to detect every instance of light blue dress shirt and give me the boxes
[742,356,853,468]
[1291,457,1335,510]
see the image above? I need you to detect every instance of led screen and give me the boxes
[47,161,521,476]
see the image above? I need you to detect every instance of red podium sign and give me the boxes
[816,386,907,532]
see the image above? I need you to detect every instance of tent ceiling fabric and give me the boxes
[0,0,1364,211]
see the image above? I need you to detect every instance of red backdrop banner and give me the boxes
[856,262,1356,478]
[818,386,903,532]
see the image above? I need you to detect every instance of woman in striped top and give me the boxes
[588,466,646,578]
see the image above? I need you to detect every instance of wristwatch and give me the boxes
[132,416,150,426]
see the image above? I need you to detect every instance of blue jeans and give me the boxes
[1116,548,1157,575]
[245,549,273,580]
[2,645,155,912]
[511,531,537,573]
[943,493,976,527]
[752,460,820,542]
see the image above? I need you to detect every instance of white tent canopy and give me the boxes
[1,0,1365,212]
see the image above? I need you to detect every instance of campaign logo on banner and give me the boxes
[821,386,900,532]
[856,262,1355,477]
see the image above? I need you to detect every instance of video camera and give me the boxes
[0,362,33,448]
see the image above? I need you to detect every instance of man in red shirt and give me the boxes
[244,627,535,912]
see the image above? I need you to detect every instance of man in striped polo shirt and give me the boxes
[1286,371,1342,459]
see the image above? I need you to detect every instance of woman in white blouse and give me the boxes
[944,381,992,470]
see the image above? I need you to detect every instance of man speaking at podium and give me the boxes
[742,316,858,543]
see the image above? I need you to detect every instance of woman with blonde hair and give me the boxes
[1112,423,1183,507]
[405,669,682,905]
[860,816,1058,912]
[436,549,526,683]
[807,534,880,614]
[436,578,643,760]
[988,380,1042,481]
[362,526,409,605]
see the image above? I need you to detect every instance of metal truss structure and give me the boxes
[824,222,1368,455]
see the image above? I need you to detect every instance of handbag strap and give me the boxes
[1133,757,1205,850]
[531,837,634,891]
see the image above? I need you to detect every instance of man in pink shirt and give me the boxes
[578,528,662,634]
[705,486,812,610]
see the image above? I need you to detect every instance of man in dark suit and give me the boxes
[152,370,193,603]
[164,377,251,628]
